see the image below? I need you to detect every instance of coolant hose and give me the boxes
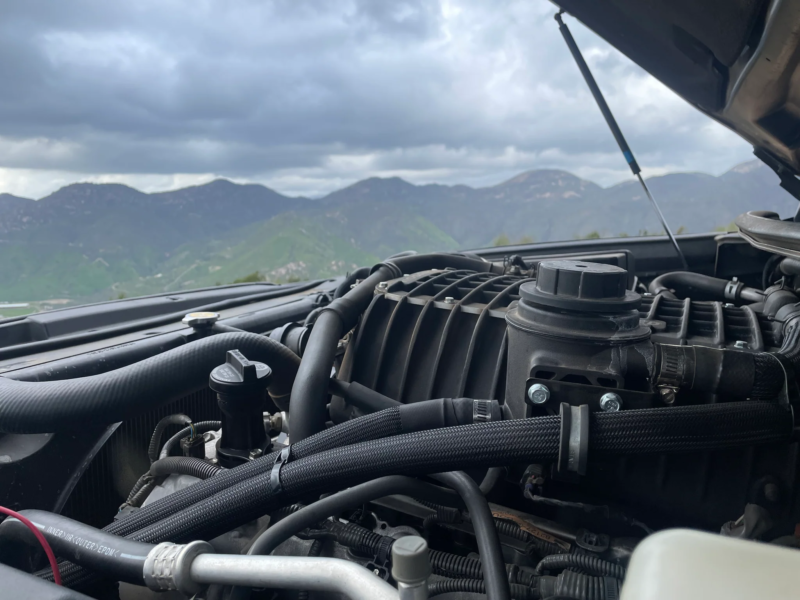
[289,252,504,442]
[99,403,790,566]
[0,510,154,584]
[648,271,764,303]
[431,472,510,600]
[53,399,495,587]
[0,333,300,433]
[653,343,786,401]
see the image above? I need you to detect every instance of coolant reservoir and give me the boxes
[622,529,800,599]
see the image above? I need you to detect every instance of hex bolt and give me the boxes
[527,383,550,405]
[444,296,456,304]
[248,448,263,459]
[376,281,389,291]
[734,340,749,349]
[599,392,622,412]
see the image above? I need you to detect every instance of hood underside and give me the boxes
[555,0,800,180]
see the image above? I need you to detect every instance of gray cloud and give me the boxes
[0,0,754,198]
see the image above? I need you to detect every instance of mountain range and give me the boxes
[0,159,796,303]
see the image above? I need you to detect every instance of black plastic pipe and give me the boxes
[648,271,764,303]
[289,253,503,442]
[0,510,153,584]
[0,332,299,433]
[431,472,510,600]
[248,476,458,556]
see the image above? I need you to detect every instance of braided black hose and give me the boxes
[134,403,789,544]
[534,554,625,580]
[56,402,793,588]
[428,579,534,600]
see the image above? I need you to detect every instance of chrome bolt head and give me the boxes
[599,392,622,412]
[444,296,456,304]
[527,383,550,405]
[249,448,263,459]
[733,340,748,349]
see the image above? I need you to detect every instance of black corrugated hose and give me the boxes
[428,579,535,600]
[534,554,625,580]
[290,252,503,442]
[51,398,493,587]
[0,332,301,433]
[149,457,222,480]
[45,401,792,589]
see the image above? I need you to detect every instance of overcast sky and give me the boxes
[0,0,755,199]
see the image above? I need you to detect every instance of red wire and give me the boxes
[0,506,62,585]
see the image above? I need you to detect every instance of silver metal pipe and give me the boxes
[636,173,689,270]
[190,554,400,600]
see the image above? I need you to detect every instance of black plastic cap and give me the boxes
[525,260,641,312]
[209,349,272,395]
[391,535,431,583]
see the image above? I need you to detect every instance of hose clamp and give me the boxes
[557,403,589,477]
[724,279,743,301]
[472,399,493,422]
[143,540,213,595]
[270,445,292,494]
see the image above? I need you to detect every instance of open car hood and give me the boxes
[555,0,800,182]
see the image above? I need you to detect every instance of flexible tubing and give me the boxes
[534,554,625,579]
[149,457,222,480]
[431,472,510,600]
[53,402,791,587]
[0,332,300,433]
[0,510,153,584]
[248,476,458,556]
[131,402,789,545]
[148,414,192,463]
[0,506,61,585]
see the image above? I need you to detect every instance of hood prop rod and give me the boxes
[554,11,688,270]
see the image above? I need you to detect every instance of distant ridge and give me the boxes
[0,160,795,302]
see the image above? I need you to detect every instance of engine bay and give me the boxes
[1,228,800,600]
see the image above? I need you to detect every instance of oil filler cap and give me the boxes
[525,260,641,312]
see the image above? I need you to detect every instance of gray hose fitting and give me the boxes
[143,540,214,596]
[391,536,431,600]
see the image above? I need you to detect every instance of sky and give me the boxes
[0,0,755,200]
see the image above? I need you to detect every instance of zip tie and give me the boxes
[270,446,292,494]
